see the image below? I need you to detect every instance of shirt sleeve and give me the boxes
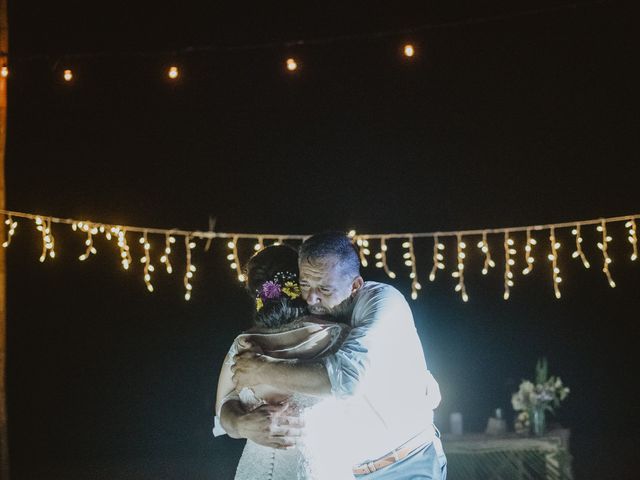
[323,283,412,398]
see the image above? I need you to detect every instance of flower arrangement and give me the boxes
[511,358,570,435]
[256,271,301,311]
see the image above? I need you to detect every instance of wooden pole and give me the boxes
[0,0,9,477]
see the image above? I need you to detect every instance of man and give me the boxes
[219,232,446,479]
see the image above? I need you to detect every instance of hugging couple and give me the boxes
[214,231,447,479]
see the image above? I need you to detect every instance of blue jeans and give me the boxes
[354,436,447,480]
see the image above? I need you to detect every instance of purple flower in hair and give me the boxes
[260,281,282,300]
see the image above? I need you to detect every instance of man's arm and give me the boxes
[232,352,332,397]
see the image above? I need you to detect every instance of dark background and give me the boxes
[4,0,639,478]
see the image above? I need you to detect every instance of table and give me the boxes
[442,429,573,480]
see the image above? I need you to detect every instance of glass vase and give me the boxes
[530,406,546,436]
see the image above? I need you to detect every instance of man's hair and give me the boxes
[298,231,361,278]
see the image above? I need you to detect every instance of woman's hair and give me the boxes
[244,244,308,328]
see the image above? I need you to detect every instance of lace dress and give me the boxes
[224,319,354,480]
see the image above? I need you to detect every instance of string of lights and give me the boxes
[1,208,638,301]
[0,1,607,79]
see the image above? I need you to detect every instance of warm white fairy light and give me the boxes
[356,236,371,267]
[63,69,73,81]
[596,220,615,288]
[402,237,421,300]
[428,235,445,282]
[114,227,133,270]
[503,232,516,300]
[548,227,562,299]
[168,66,179,79]
[1,66,8,78]
[403,44,415,57]
[625,219,638,261]
[571,224,590,269]
[477,231,495,275]
[138,231,155,292]
[35,217,56,262]
[76,222,98,261]
[2,215,17,248]
[160,233,176,274]
[522,228,537,275]
[286,58,298,71]
[226,236,246,282]
[253,236,265,252]
[451,234,468,302]
[374,237,396,279]
[183,235,197,301]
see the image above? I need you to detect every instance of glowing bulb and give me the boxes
[403,44,415,57]
[1,66,8,78]
[168,66,179,79]
[286,58,298,72]
[63,69,73,81]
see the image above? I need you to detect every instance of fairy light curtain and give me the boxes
[1,208,638,302]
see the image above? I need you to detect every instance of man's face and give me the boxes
[299,255,363,315]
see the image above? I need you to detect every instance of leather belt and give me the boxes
[352,426,436,475]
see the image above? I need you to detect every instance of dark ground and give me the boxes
[4,0,640,478]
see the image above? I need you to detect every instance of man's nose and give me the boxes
[305,289,321,305]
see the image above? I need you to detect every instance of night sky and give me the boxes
[4,1,640,478]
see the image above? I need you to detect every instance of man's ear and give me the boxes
[350,276,364,296]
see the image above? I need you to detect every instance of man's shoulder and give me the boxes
[354,281,407,306]
[359,281,403,297]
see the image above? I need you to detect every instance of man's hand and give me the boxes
[235,403,304,449]
[232,351,272,388]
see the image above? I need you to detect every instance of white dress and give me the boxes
[224,320,355,480]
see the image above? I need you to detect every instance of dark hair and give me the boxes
[244,245,308,328]
[299,231,361,278]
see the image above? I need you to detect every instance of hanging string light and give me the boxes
[183,235,196,300]
[2,215,17,248]
[571,224,590,269]
[401,236,421,300]
[1,208,638,302]
[1,66,8,78]
[226,236,245,282]
[63,69,73,82]
[75,221,98,261]
[138,231,155,292]
[625,218,638,261]
[374,237,396,279]
[356,236,371,267]
[452,234,468,302]
[548,227,562,299]
[35,216,55,261]
[477,231,495,275]
[168,66,179,79]
[428,235,446,281]
[403,44,415,57]
[160,233,176,274]
[286,58,298,72]
[522,228,537,275]
[596,220,615,288]
[253,236,265,252]
[503,232,516,300]
[114,227,133,270]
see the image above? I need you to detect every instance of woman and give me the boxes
[215,245,354,480]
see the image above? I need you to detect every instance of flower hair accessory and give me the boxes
[256,271,301,311]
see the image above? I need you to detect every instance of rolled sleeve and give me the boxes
[324,283,409,398]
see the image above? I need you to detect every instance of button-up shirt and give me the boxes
[323,281,436,463]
